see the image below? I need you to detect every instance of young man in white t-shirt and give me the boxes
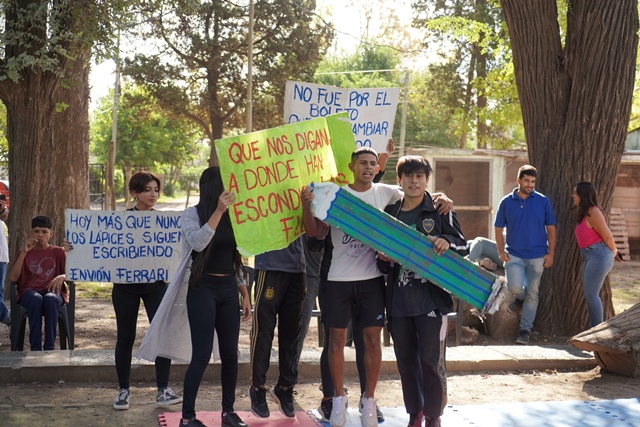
[301,147,452,427]
[324,148,401,427]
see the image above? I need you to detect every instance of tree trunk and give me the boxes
[123,165,133,209]
[0,0,94,255]
[51,49,91,244]
[460,53,477,149]
[476,47,488,149]
[3,72,59,256]
[209,114,224,166]
[501,0,638,334]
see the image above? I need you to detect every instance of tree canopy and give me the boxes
[412,0,524,148]
[0,0,132,251]
[91,83,201,196]
[123,0,333,165]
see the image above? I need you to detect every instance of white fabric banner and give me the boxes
[65,209,182,283]
[284,80,400,153]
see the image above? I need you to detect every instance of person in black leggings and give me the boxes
[179,166,251,427]
[112,172,182,410]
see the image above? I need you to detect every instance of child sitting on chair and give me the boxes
[8,215,67,351]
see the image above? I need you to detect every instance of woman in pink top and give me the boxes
[572,182,621,328]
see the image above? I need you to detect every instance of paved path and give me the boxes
[0,344,596,384]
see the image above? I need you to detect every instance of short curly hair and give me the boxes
[32,215,53,229]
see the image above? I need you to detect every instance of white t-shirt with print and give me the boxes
[327,183,402,281]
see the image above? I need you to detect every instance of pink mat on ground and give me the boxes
[159,411,323,427]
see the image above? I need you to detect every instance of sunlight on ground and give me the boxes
[611,261,640,314]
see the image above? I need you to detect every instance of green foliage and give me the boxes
[629,3,640,131]
[55,102,70,112]
[177,164,204,192]
[314,42,474,148]
[412,0,524,149]
[404,66,464,148]
[123,0,333,161]
[162,181,176,197]
[316,42,401,88]
[0,0,135,83]
[114,168,125,198]
[76,282,112,301]
[90,83,201,179]
[313,0,527,150]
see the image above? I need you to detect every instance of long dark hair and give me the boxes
[190,166,246,286]
[575,181,600,223]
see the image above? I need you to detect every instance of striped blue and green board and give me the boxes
[310,182,503,315]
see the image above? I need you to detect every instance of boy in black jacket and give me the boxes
[379,155,468,427]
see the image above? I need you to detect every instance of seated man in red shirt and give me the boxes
[8,215,67,351]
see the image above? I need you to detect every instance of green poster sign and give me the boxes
[215,113,355,256]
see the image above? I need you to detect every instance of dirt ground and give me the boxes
[1,252,639,426]
[2,367,640,427]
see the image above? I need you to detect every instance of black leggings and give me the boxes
[112,282,170,390]
[182,275,240,419]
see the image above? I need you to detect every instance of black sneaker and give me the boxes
[178,417,208,427]
[113,388,130,410]
[507,299,524,313]
[249,386,270,418]
[156,387,183,406]
[221,412,248,427]
[270,384,295,417]
[515,329,530,345]
[318,397,332,422]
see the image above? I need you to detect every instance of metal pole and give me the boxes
[246,0,254,133]
[398,71,410,158]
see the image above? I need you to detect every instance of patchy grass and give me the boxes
[610,261,640,314]
[75,282,112,302]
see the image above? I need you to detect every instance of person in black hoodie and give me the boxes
[379,155,468,427]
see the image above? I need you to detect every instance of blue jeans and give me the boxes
[580,241,614,328]
[467,237,503,268]
[0,301,7,322]
[505,255,545,332]
[18,289,63,351]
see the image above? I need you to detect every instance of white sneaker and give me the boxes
[359,395,377,427]
[330,395,348,427]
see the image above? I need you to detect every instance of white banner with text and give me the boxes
[284,80,400,153]
[65,209,182,284]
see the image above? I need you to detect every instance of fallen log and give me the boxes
[568,302,640,377]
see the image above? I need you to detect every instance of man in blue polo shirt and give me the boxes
[494,165,556,345]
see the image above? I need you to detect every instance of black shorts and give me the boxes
[321,276,385,329]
